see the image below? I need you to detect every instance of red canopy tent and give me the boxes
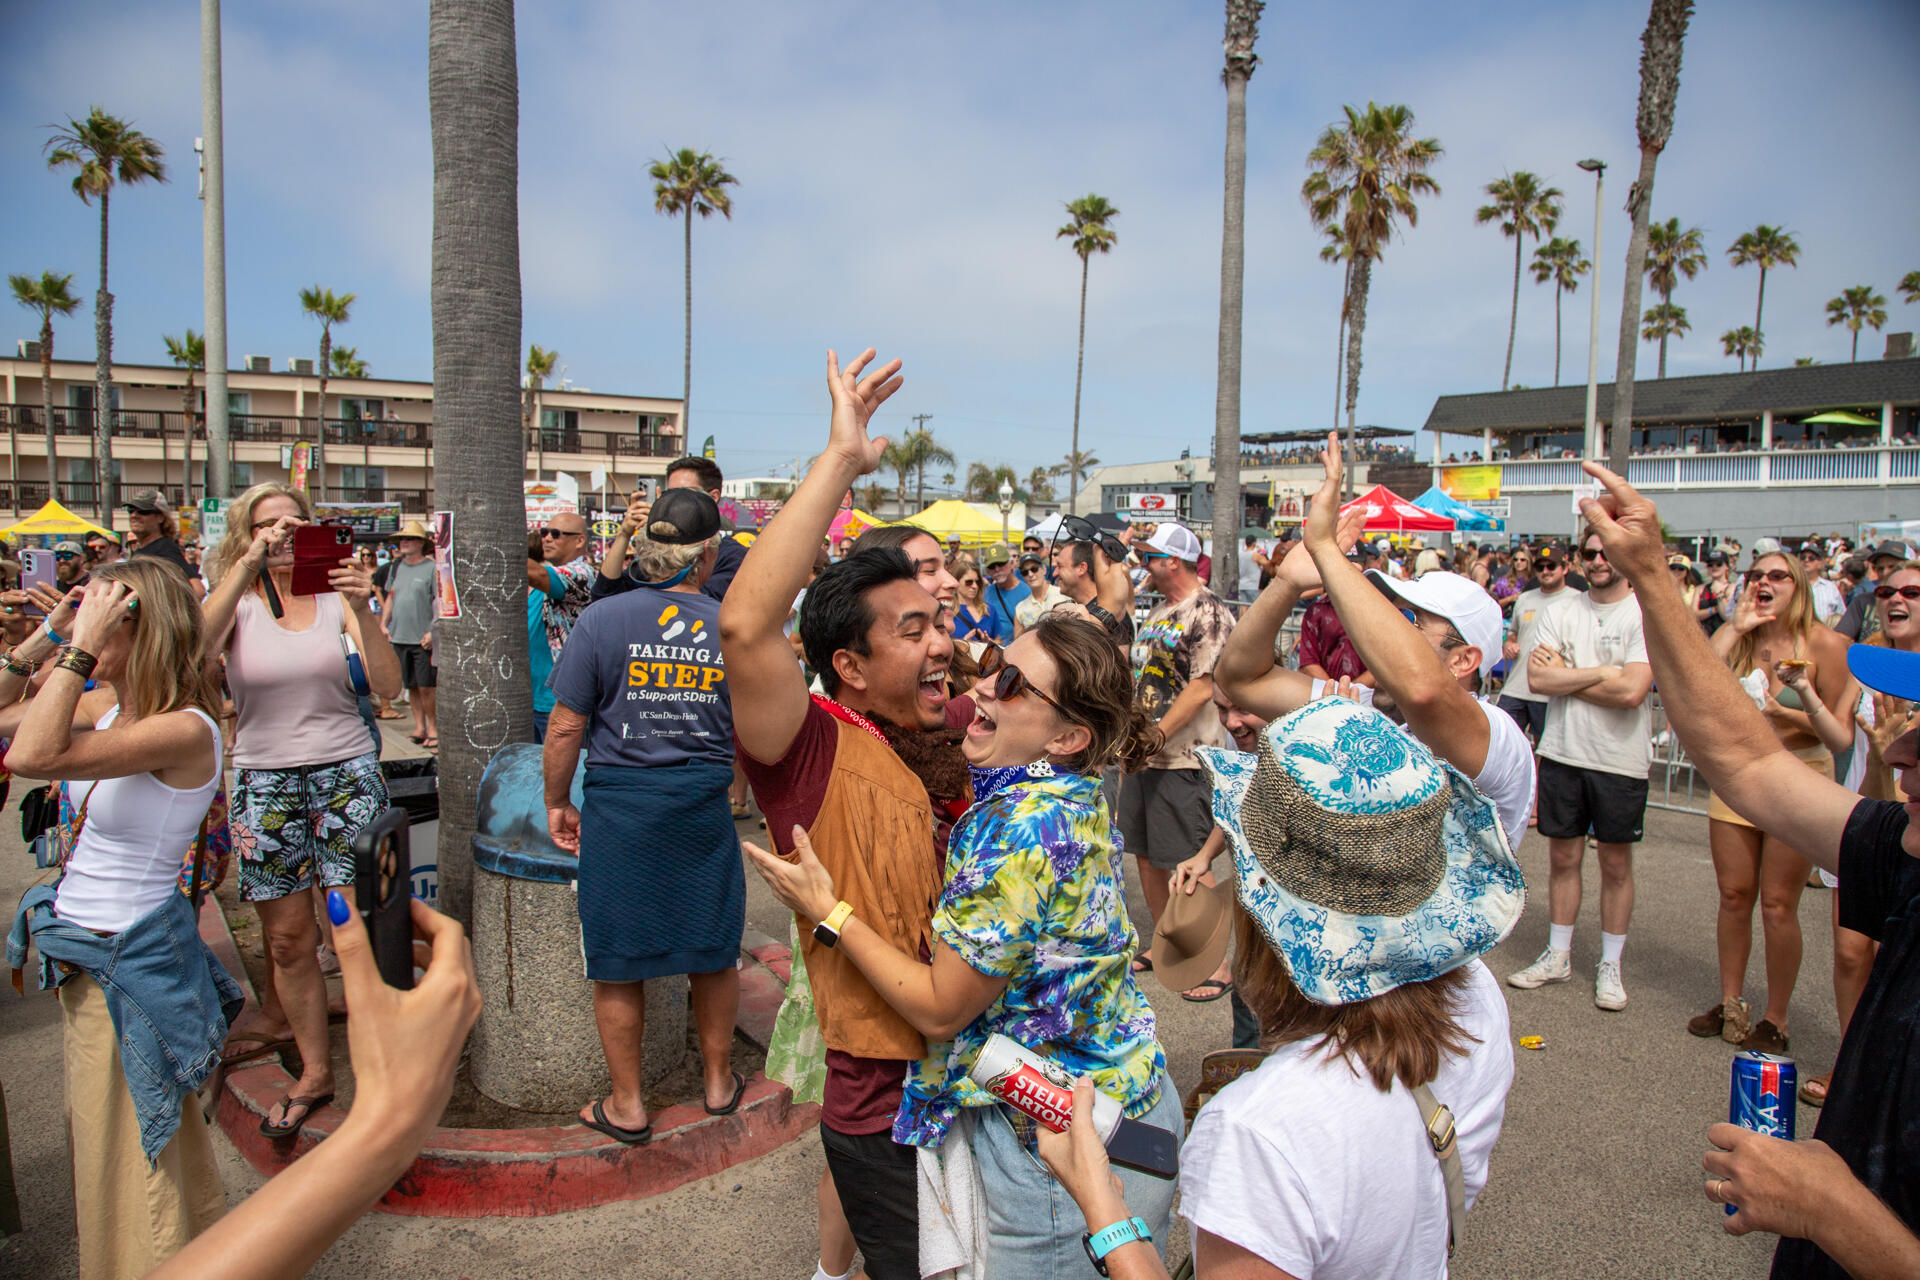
[1339,484,1456,532]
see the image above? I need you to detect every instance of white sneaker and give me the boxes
[1594,960,1628,1011]
[1506,948,1571,989]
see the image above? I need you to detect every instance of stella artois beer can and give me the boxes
[969,1033,1123,1141]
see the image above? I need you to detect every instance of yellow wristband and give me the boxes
[820,900,854,935]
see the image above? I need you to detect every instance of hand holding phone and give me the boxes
[19,549,55,614]
[290,523,355,596]
[350,808,415,989]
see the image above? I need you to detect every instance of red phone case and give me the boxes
[290,524,354,595]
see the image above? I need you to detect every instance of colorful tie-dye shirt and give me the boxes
[893,766,1165,1148]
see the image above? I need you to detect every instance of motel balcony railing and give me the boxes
[1480,444,1920,492]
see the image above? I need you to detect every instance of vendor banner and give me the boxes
[1440,464,1501,501]
[312,500,402,535]
[525,473,580,528]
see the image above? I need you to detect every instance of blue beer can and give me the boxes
[1727,1050,1796,1213]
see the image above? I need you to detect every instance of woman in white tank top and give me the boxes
[4,558,231,1274]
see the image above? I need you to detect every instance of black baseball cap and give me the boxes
[645,488,721,545]
[1534,541,1569,566]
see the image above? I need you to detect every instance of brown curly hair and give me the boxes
[1029,613,1161,775]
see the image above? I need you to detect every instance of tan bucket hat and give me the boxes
[1153,879,1234,995]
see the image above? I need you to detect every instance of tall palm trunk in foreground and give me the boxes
[1210,0,1263,597]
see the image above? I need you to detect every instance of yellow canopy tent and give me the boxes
[0,500,114,541]
[899,499,1008,552]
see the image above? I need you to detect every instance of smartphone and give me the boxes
[290,523,354,596]
[19,549,55,615]
[350,807,415,990]
[1105,1116,1180,1180]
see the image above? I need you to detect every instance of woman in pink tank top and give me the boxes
[201,482,403,1141]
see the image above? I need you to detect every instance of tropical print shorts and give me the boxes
[232,752,389,902]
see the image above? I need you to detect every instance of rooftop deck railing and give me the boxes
[1486,444,1918,491]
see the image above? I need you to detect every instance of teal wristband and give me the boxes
[44,627,65,646]
[1084,1216,1152,1275]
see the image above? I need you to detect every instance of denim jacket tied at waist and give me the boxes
[9,885,243,1163]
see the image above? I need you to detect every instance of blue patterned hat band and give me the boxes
[1198,698,1526,1005]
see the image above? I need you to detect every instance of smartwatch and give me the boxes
[813,900,854,949]
[1083,1216,1153,1276]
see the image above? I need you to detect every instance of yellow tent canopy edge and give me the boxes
[0,500,116,540]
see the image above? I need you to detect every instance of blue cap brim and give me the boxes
[1849,643,1920,702]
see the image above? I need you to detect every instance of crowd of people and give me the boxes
[2,346,1917,1279]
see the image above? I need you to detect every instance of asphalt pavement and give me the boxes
[0,784,1820,1278]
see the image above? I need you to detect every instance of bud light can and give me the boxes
[1728,1051,1796,1213]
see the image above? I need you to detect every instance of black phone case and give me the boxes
[1105,1116,1180,1180]
[351,807,414,990]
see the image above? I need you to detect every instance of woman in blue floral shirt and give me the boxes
[747,613,1179,1278]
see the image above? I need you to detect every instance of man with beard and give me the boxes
[720,348,972,1280]
[1505,526,1655,1013]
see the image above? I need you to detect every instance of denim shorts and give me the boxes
[232,752,389,902]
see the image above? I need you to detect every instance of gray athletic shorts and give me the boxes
[1116,766,1215,871]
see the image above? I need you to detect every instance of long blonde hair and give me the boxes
[206,482,314,586]
[92,559,223,722]
[1727,552,1817,676]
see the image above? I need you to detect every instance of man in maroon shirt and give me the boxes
[721,348,972,1280]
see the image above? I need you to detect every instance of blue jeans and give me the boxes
[971,1069,1181,1278]
[532,709,549,743]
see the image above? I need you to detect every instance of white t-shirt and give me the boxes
[1810,576,1844,623]
[1500,585,1575,703]
[1238,549,1264,601]
[1181,960,1513,1280]
[1533,591,1652,779]
[1308,681,1533,852]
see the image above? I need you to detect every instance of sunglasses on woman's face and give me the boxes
[977,644,1071,718]
[1874,584,1920,601]
[1746,569,1794,585]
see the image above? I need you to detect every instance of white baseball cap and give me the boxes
[1139,522,1202,563]
[1365,570,1505,678]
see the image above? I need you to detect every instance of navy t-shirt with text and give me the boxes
[547,585,732,769]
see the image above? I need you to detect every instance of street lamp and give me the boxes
[997,478,1014,546]
[1577,158,1606,460]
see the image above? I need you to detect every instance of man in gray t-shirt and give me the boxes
[381,523,440,746]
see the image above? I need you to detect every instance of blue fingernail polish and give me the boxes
[327,890,351,926]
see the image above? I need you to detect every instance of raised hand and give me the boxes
[243,514,305,572]
[1730,586,1775,635]
[1860,693,1917,760]
[619,497,651,537]
[824,347,904,477]
[1576,462,1666,581]
[70,579,134,654]
[1302,431,1346,552]
[329,557,376,611]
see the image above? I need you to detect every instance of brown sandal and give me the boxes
[1798,1071,1831,1108]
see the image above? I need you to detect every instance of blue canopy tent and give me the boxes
[1411,486,1504,533]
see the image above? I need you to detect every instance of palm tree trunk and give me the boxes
[1333,260,1349,432]
[1657,286,1670,380]
[185,389,195,508]
[1343,254,1372,500]
[94,188,114,518]
[1753,266,1767,367]
[682,211,693,431]
[316,330,331,497]
[1211,62,1250,597]
[1553,287,1563,386]
[1851,328,1860,362]
[1069,254,1089,516]
[40,323,56,495]
[1502,236,1521,390]
[429,0,528,926]
[1608,146,1662,472]
[533,383,543,480]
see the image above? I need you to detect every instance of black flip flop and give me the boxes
[1180,979,1233,1004]
[580,1098,652,1145]
[1130,953,1154,975]
[260,1091,334,1140]
[704,1070,748,1117]
[408,734,425,744]
[219,1032,295,1069]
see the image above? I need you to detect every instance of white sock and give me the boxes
[1548,923,1574,953]
[1600,932,1626,966]
[815,1264,856,1280]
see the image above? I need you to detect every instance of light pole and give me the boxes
[201,0,231,499]
[997,478,1014,547]
[1577,158,1606,461]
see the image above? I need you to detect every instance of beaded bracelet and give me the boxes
[55,646,98,680]
[2,649,35,679]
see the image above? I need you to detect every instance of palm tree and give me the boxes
[45,107,167,515]
[1898,270,1920,306]
[1608,0,1695,471]
[299,286,355,466]
[163,330,204,506]
[881,439,917,517]
[330,345,368,378]
[1529,237,1590,386]
[856,480,890,514]
[1210,0,1265,596]
[1725,225,1799,365]
[904,428,955,512]
[1057,194,1120,515]
[1026,467,1057,505]
[1303,101,1443,495]
[10,271,82,495]
[1476,171,1563,390]
[1320,224,1352,431]
[649,148,737,433]
[1794,356,1818,367]
[428,0,529,924]
[524,343,558,480]
[1642,218,1707,378]
[1719,325,1761,372]
[939,470,956,490]
[1825,286,1888,361]
[1641,303,1692,370]
[965,461,1024,503]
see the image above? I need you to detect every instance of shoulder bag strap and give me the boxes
[1411,1082,1467,1258]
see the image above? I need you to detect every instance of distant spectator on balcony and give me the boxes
[594,457,745,603]
[124,489,196,584]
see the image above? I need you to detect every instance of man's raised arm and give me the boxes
[720,348,902,764]
[1216,510,1364,722]
[1577,462,1857,870]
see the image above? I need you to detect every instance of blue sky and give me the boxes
[8,0,1917,481]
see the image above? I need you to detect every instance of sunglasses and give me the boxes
[1579,548,1607,562]
[1874,584,1920,601]
[539,527,584,538]
[1745,569,1794,585]
[1021,564,1045,575]
[1053,515,1129,564]
[977,644,1072,718]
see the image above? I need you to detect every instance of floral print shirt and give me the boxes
[893,766,1165,1148]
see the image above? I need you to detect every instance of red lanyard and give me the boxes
[813,694,890,747]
